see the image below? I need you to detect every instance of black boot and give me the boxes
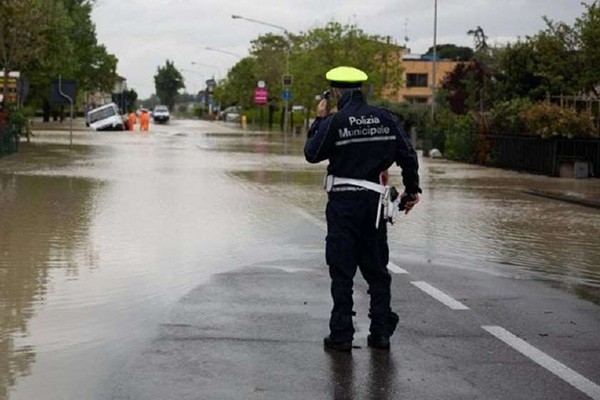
[324,336,352,352]
[367,334,390,349]
[387,311,399,337]
[367,311,399,350]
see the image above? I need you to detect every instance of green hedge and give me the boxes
[0,125,19,158]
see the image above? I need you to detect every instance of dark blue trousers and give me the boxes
[325,193,392,342]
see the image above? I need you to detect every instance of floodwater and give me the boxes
[0,119,599,399]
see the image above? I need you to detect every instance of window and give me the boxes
[88,105,117,123]
[406,73,428,88]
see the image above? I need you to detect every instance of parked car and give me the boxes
[219,106,241,123]
[152,105,170,123]
[87,103,125,131]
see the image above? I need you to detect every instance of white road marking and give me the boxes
[411,281,470,310]
[387,262,408,274]
[482,325,600,400]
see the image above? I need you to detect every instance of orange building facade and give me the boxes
[381,49,462,104]
[396,59,461,103]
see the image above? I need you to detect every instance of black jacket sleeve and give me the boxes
[389,112,421,194]
[304,115,335,164]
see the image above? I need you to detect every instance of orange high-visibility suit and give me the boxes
[140,111,150,132]
[128,112,137,131]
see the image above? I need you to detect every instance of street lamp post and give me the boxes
[231,14,291,132]
[205,47,243,60]
[191,61,221,80]
[431,0,438,121]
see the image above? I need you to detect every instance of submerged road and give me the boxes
[1,119,599,399]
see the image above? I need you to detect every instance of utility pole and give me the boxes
[431,0,438,121]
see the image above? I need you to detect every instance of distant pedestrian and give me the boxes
[128,111,137,131]
[304,66,421,351]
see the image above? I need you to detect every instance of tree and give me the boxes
[494,40,544,101]
[0,0,48,102]
[467,26,489,52]
[441,60,491,114]
[532,17,581,96]
[290,22,404,108]
[15,0,118,121]
[467,25,488,52]
[425,44,474,61]
[154,60,185,109]
[575,0,600,95]
[62,0,117,94]
[214,23,404,128]
[112,88,138,112]
[214,57,257,109]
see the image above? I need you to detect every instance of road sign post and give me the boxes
[255,81,269,130]
[51,76,77,149]
[282,75,292,133]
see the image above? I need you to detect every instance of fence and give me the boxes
[0,125,19,158]
[480,135,600,177]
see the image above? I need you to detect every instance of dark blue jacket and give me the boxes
[304,90,421,194]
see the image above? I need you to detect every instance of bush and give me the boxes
[489,98,532,134]
[8,108,32,139]
[520,102,596,138]
[441,113,477,162]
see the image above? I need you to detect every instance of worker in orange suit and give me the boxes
[128,111,137,131]
[139,110,150,132]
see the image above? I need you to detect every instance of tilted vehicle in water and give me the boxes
[87,103,126,131]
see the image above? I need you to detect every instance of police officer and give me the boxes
[304,66,421,351]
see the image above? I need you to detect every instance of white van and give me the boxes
[87,103,125,131]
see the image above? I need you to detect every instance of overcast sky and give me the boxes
[92,0,589,98]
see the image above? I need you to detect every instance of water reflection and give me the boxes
[326,350,397,399]
[327,352,355,399]
[0,173,99,398]
[366,350,396,400]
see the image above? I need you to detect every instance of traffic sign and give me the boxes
[282,89,292,101]
[282,75,292,86]
[50,78,77,105]
[254,87,268,105]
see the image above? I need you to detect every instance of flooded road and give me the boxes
[0,119,599,399]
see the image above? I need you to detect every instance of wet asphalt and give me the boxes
[1,118,599,400]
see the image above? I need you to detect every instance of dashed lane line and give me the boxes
[387,262,408,274]
[411,281,470,310]
[482,325,600,400]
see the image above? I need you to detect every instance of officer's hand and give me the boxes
[400,193,420,214]
[316,99,328,118]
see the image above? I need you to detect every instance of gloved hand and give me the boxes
[399,193,420,214]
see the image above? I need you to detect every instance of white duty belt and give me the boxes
[324,175,400,229]
[324,175,385,194]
